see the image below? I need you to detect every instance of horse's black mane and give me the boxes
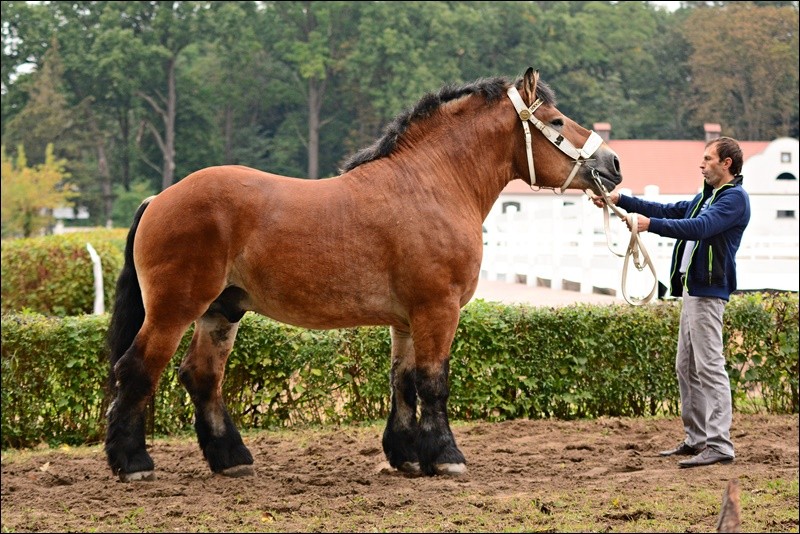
[340,75,557,173]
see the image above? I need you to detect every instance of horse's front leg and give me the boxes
[411,307,466,476]
[178,312,254,477]
[382,326,420,473]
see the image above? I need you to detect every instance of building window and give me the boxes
[502,201,521,213]
[781,152,791,163]
[776,172,797,181]
[776,210,795,219]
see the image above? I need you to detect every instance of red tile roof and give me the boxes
[503,138,771,196]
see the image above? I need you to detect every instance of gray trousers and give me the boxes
[676,289,735,457]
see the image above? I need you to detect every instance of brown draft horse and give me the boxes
[105,68,622,481]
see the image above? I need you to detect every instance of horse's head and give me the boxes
[508,67,622,195]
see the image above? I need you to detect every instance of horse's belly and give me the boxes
[242,281,406,330]
[253,301,403,330]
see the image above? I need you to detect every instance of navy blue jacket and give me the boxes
[617,175,750,301]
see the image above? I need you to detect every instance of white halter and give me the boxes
[506,85,604,193]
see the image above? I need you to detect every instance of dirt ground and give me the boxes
[1,413,798,533]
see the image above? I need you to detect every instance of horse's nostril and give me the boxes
[613,156,620,175]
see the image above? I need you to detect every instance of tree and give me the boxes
[1,0,54,113]
[643,9,697,139]
[341,1,468,156]
[31,2,125,228]
[3,41,85,167]
[109,1,212,191]
[111,179,155,227]
[261,1,361,179]
[1,144,73,238]
[681,2,799,140]
[2,0,797,202]
[197,2,264,165]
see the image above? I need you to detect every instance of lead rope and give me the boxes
[589,169,658,306]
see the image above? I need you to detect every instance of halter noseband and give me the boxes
[507,85,604,193]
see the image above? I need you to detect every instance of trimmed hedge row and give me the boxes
[1,230,127,316]
[2,291,796,450]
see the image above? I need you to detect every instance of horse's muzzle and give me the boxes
[590,150,622,193]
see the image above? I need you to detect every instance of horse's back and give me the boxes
[133,166,402,328]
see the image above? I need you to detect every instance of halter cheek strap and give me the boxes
[507,86,604,193]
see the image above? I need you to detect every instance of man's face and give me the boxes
[700,144,731,188]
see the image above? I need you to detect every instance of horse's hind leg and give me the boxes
[106,320,189,482]
[178,295,253,477]
[382,326,420,474]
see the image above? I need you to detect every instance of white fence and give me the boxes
[480,199,799,300]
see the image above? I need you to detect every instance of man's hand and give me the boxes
[588,191,619,208]
[627,214,651,233]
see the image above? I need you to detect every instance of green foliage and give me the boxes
[2,42,86,169]
[1,143,73,238]
[682,2,799,140]
[110,180,155,228]
[449,300,682,420]
[1,312,110,448]
[724,291,800,414]
[2,291,796,449]
[1,230,125,316]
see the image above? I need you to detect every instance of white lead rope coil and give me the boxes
[589,172,658,306]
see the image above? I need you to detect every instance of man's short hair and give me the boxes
[708,136,743,176]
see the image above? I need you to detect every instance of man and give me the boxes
[590,136,750,468]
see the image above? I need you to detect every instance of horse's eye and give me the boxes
[551,118,564,128]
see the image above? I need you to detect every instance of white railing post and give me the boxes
[86,242,105,315]
[550,199,564,290]
[578,200,594,294]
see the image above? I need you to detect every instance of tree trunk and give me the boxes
[87,112,114,228]
[307,78,323,179]
[97,138,113,228]
[118,109,131,191]
[162,57,177,191]
[224,106,234,164]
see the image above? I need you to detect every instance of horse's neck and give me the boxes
[378,107,517,220]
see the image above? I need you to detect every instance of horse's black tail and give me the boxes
[107,197,153,395]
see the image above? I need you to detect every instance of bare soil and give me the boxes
[2,413,798,533]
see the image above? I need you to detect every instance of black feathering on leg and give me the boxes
[105,343,155,476]
[382,363,419,469]
[179,365,253,473]
[415,360,465,476]
[196,408,254,473]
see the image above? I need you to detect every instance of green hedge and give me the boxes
[1,230,127,316]
[2,292,797,449]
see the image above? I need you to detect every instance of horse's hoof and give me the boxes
[398,461,421,474]
[434,463,467,476]
[220,464,254,478]
[118,470,156,482]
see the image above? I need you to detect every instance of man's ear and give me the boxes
[722,157,733,170]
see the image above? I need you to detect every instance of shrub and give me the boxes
[1,313,110,448]
[1,230,126,316]
[2,291,796,449]
[725,291,800,414]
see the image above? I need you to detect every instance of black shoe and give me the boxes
[659,442,703,457]
[678,448,734,468]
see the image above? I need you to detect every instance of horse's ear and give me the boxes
[522,67,540,102]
